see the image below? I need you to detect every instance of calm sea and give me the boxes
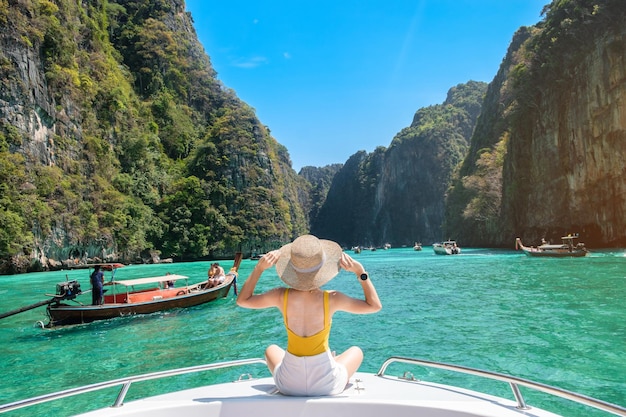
[0,247,624,416]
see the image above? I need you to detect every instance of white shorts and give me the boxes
[273,350,348,396]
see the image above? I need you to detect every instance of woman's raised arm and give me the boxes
[236,250,282,309]
[331,253,382,314]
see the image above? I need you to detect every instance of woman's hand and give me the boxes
[256,250,281,272]
[339,252,365,275]
[237,250,282,309]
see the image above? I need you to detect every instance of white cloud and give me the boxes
[232,56,268,68]
[283,52,291,59]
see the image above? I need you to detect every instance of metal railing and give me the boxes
[0,358,267,414]
[2,356,624,416]
[377,356,626,417]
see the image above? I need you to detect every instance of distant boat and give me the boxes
[433,240,461,255]
[413,242,422,251]
[515,235,588,257]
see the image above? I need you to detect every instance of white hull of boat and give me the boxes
[3,357,624,417]
[75,372,559,417]
[433,241,461,255]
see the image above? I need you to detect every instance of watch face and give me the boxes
[360,273,368,280]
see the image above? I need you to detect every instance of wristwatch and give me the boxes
[360,272,369,281]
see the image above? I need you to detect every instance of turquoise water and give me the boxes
[0,247,624,416]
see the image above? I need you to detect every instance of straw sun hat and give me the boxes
[275,235,343,291]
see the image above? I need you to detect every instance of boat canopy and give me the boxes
[111,274,189,287]
[539,244,570,250]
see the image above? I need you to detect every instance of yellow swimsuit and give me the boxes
[275,289,347,396]
[284,289,331,356]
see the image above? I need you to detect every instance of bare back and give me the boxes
[280,289,326,337]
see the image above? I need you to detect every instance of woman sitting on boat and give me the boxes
[236,234,382,396]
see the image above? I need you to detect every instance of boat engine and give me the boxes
[55,280,82,300]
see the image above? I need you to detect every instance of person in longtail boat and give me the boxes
[90,265,104,305]
[208,262,226,288]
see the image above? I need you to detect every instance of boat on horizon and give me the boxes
[515,235,588,257]
[1,355,624,417]
[433,240,461,255]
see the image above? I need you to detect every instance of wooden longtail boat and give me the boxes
[45,272,236,327]
[515,235,588,257]
[0,254,242,328]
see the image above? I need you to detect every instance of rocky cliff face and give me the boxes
[0,1,306,273]
[504,31,626,246]
[444,28,533,246]
[312,82,486,247]
[447,1,626,247]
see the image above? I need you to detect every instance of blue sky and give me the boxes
[185,0,547,171]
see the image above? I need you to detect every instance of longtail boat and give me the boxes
[515,235,588,257]
[0,253,242,328]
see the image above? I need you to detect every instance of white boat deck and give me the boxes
[76,372,561,417]
[3,357,624,417]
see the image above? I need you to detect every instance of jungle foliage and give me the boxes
[0,0,305,271]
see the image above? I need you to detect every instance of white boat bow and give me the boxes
[1,356,624,417]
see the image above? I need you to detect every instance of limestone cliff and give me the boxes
[505,29,626,246]
[0,0,306,273]
[447,0,626,247]
[312,82,487,247]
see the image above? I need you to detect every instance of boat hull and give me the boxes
[515,237,588,258]
[433,246,451,255]
[2,356,624,417]
[73,372,564,417]
[46,277,233,327]
[433,241,460,255]
[4,356,623,417]
[520,248,588,257]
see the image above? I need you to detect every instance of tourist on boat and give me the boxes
[236,234,382,396]
[90,265,104,305]
[163,272,175,289]
[207,262,226,288]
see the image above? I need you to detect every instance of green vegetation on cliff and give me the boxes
[0,0,306,272]
[446,0,626,247]
[312,81,487,247]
